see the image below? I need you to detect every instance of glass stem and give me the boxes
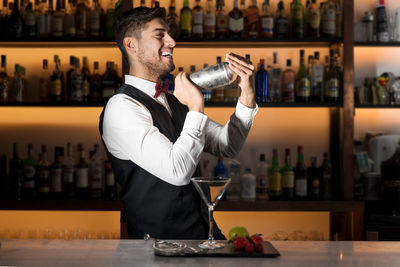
[208,205,214,243]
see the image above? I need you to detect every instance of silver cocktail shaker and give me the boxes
[189,62,237,90]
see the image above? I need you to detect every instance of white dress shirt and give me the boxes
[102,75,258,186]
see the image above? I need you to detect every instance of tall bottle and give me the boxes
[70,57,83,102]
[291,0,304,38]
[36,0,48,38]
[8,0,23,39]
[307,156,320,200]
[11,64,24,102]
[260,0,273,38]
[244,0,260,38]
[256,154,269,200]
[52,0,64,37]
[180,0,192,38]
[228,0,243,38]
[50,147,63,199]
[295,145,307,200]
[320,152,332,200]
[269,52,281,102]
[375,0,389,42]
[89,0,101,38]
[282,59,295,103]
[37,145,51,199]
[281,148,294,200]
[50,55,64,103]
[89,61,102,103]
[104,159,117,200]
[216,0,229,38]
[81,56,90,102]
[75,0,89,38]
[269,148,281,200]
[324,49,339,103]
[255,59,268,103]
[211,56,225,102]
[321,0,336,38]
[311,51,324,102]
[0,55,9,102]
[75,144,89,199]
[23,1,36,38]
[64,0,76,37]
[39,59,50,102]
[105,0,116,39]
[192,0,203,39]
[101,61,118,103]
[166,0,180,39]
[63,142,75,199]
[22,144,37,200]
[204,0,216,39]
[275,0,288,38]
[305,0,320,38]
[9,143,24,200]
[295,49,310,102]
[89,144,103,200]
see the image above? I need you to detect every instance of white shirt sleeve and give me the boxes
[102,94,209,186]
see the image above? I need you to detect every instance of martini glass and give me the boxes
[191,177,231,249]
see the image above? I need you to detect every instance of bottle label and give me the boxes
[217,14,229,32]
[90,11,101,34]
[282,171,294,188]
[193,11,204,25]
[246,11,259,37]
[256,174,269,199]
[50,168,62,193]
[276,18,289,36]
[90,164,103,189]
[309,11,321,29]
[295,179,307,197]
[261,17,274,34]
[71,77,83,101]
[38,169,50,193]
[311,65,324,85]
[52,17,64,37]
[50,80,62,96]
[37,14,46,36]
[296,77,310,97]
[83,80,90,97]
[75,11,87,35]
[192,25,204,35]
[24,165,36,179]
[228,17,244,32]
[325,78,339,97]
[63,168,74,183]
[322,8,336,34]
[204,13,216,35]
[76,168,89,188]
[282,82,295,102]
[269,172,282,191]
[106,172,115,186]
[25,13,36,27]
[102,80,116,98]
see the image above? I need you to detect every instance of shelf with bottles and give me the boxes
[354,42,400,47]
[0,40,118,48]
[0,199,123,210]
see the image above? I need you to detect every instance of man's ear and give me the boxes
[123,37,136,54]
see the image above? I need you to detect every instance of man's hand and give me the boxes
[173,72,205,113]
[225,52,256,108]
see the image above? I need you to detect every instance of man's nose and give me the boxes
[164,33,176,48]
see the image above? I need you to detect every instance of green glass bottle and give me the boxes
[291,0,304,38]
[22,144,38,200]
[324,49,340,103]
[180,0,192,38]
[269,149,281,200]
[295,49,310,102]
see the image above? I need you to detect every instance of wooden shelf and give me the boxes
[0,200,123,211]
[0,40,117,48]
[354,42,400,47]
[355,104,400,109]
[216,200,365,212]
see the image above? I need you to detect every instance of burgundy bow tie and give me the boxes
[154,80,169,98]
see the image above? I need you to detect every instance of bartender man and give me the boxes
[99,7,257,239]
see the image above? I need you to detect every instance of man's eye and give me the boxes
[156,33,164,38]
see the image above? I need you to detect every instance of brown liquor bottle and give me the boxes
[244,0,260,38]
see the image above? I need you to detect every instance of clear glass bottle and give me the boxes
[241,167,256,200]
[228,0,243,38]
[295,49,310,102]
[226,159,241,201]
[0,55,9,102]
[180,0,192,38]
[256,154,269,200]
[192,0,203,39]
[282,59,295,103]
[260,0,273,38]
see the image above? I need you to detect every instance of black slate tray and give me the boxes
[154,240,280,258]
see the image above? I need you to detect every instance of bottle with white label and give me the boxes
[23,144,37,200]
[256,154,269,200]
[226,159,241,201]
[204,0,216,39]
[192,0,203,38]
[75,144,89,199]
[63,142,75,199]
[89,144,103,200]
[295,146,307,200]
[241,168,256,200]
[311,51,324,102]
[260,0,274,38]
[321,0,336,38]
[50,147,64,199]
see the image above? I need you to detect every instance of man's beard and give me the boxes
[137,47,175,79]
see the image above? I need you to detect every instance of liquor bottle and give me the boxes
[9,143,24,200]
[311,51,324,102]
[324,49,339,103]
[166,0,180,39]
[50,147,63,199]
[36,0,48,38]
[63,142,75,199]
[375,0,389,42]
[11,64,24,102]
[22,144,37,200]
[0,0,8,40]
[211,56,225,102]
[0,55,9,102]
[64,0,76,37]
[180,0,192,38]
[295,146,307,200]
[255,59,268,103]
[226,159,241,201]
[321,0,336,38]
[75,144,89,199]
[23,1,36,38]
[70,57,84,102]
[281,148,294,200]
[291,0,304,38]
[52,0,64,37]
[89,61,102,103]
[305,0,320,38]
[104,159,116,200]
[307,156,320,200]
[256,154,269,200]
[46,0,54,36]
[228,0,243,38]
[50,55,64,103]
[192,0,203,39]
[65,55,75,102]
[37,145,51,199]
[101,61,118,103]
[320,152,333,200]
[89,144,103,200]
[244,0,259,38]
[75,0,89,38]
[269,52,281,102]
[214,157,227,177]
[81,56,90,102]
[204,0,216,39]
[8,0,23,39]
[275,0,288,38]
[89,0,101,38]
[295,49,310,102]
[241,168,256,200]
[216,0,229,38]
[269,148,281,200]
[282,59,295,103]
[39,59,50,102]
[260,0,273,38]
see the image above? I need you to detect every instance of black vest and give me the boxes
[99,84,214,239]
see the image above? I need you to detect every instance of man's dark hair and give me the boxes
[115,7,166,66]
